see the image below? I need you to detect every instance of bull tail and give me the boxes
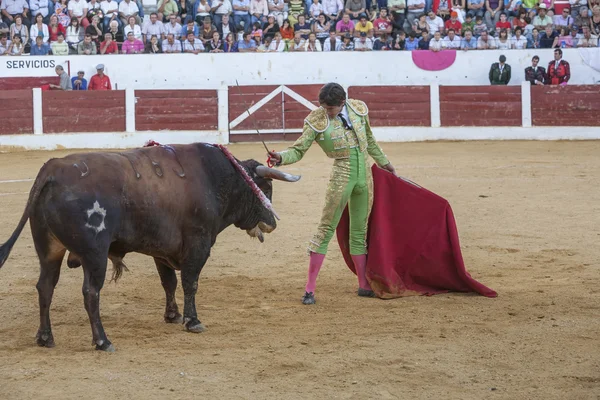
[0,162,53,269]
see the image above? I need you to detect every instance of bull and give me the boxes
[0,143,300,351]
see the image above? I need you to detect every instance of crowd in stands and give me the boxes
[0,0,599,54]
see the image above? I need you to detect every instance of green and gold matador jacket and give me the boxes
[279,99,389,167]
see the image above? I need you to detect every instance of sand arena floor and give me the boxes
[0,141,598,400]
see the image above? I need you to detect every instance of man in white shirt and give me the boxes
[162,33,182,52]
[163,13,182,38]
[577,25,598,47]
[442,28,461,48]
[429,31,443,51]
[267,0,285,26]
[477,30,496,49]
[354,32,373,50]
[68,0,89,27]
[101,0,120,31]
[29,0,50,20]
[323,29,341,50]
[142,12,165,43]
[0,34,11,55]
[426,10,444,34]
[119,0,141,26]
[183,31,205,53]
[407,0,425,31]
[232,0,251,32]
[211,0,233,27]
[322,0,344,22]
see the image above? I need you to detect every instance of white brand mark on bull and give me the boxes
[85,201,107,233]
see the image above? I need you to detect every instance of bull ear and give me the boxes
[255,166,301,182]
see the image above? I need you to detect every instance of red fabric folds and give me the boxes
[336,166,497,298]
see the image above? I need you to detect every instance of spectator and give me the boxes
[287,30,305,49]
[504,0,521,18]
[405,31,420,48]
[533,4,553,30]
[570,0,587,20]
[71,70,88,90]
[407,0,425,31]
[205,30,224,50]
[304,31,322,50]
[101,0,120,31]
[373,8,392,38]
[426,10,444,33]
[388,0,406,33]
[199,15,217,44]
[540,24,557,48]
[0,21,7,36]
[314,13,331,42]
[7,33,24,54]
[223,31,238,50]
[477,29,495,48]
[280,18,294,40]
[512,9,527,30]
[194,0,212,24]
[218,14,237,37]
[346,0,367,22]
[119,0,141,26]
[489,54,511,84]
[338,31,353,49]
[335,13,354,35]
[30,34,50,54]
[0,33,12,54]
[443,27,461,48]
[484,0,502,31]
[182,30,204,52]
[462,13,475,31]
[163,33,182,51]
[30,0,50,24]
[373,33,391,49]
[389,31,406,49]
[146,34,163,52]
[460,28,477,48]
[30,13,49,43]
[78,34,97,53]
[88,64,112,90]
[287,0,305,25]
[262,13,279,39]
[591,5,600,36]
[353,13,373,37]
[250,20,263,39]
[467,0,485,19]
[49,65,72,90]
[525,55,546,85]
[413,13,429,35]
[268,0,286,26]
[163,13,182,38]
[211,0,233,27]
[181,20,199,37]
[552,26,572,47]
[323,0,344,22]
[472,14,487,36]
[10,15,29,45]
[86,15,103,44]
[268,30,285,50]
[495,12,510,33]
[554,7,573,31]
[1,0,31,28]
[121,30,144,52]
[437,0,451,19]
[354,30,373,49]
[429,30,443,50]
[175,0,192,24]
[309,0,324,20]
[250,0,269,25]
[445,11,462,34]
[496,28,510,48]
[232,0,251,31]
[528,27,541,47]
[512,26,527,48]
[418,31,430,48]
[323,28,341,50]
[546,48,570,84]
[100,31,119,53]
[69,0,89,28]
[158,0,178,22]
[522,0,536,15]
[51,32,68,54]
[55,0,70,28]
[48,15,66,42]
[107,20,124,43]
[577,25,599,46]
[66,18,83,53]
[143,13,165,43]
[87,0,103,15]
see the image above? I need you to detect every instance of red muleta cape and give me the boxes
[336,165,497,299]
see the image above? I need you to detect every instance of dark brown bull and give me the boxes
[0,143,300,351]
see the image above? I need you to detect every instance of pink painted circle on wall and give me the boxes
[412,50,457,71]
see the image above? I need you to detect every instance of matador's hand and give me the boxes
[267,150,281,166]
[382,163,396,175]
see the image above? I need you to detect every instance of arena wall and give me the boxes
[0,48,599,149]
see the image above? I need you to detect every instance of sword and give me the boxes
[234,80,275,167]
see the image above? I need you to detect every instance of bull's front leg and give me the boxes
[180,241,211,333]
[154,258,183,324]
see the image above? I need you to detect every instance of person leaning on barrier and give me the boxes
[489,54,511,85]
[49,65,73,91]
[524,55,546,86]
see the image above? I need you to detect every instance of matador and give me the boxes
[269,83,396,305]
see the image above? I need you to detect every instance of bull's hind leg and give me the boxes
[154,258,182,324]
[34,236,66,348]
[180,240,211,333]
[80,255,114,352]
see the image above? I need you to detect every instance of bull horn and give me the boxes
[256,166,301,182]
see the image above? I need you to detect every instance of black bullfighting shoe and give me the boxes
[357,288,376,298]
[302,291,316,305]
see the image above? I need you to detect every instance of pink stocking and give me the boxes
[305,252,325,293]
[352,254,371,290]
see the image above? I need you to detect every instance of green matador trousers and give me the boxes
[308,147,373,256]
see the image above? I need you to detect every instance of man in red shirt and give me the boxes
[444,11,462,35]
[495,12,511,34]
[373,8,393,38]
[88,64,112,90]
